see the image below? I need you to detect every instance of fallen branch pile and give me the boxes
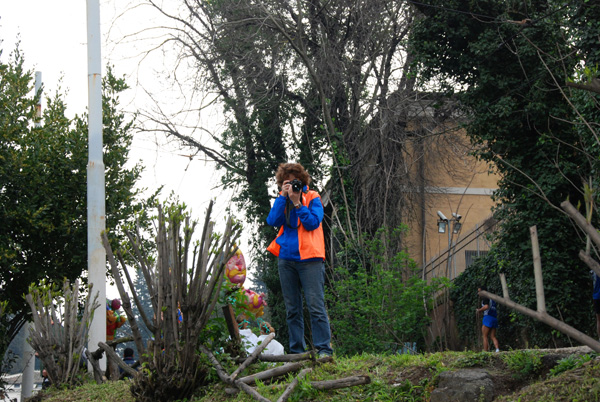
[201,335,370,402]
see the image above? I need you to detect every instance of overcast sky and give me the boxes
[0,0,233,215]
[0,1,251,296]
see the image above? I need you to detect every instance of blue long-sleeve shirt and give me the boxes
[266,193,324,261]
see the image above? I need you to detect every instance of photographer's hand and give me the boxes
[281,179,300,206]
[281,180,291,197]
[288,191,300,206]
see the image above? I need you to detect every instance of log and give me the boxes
[98,342,138,378]
[579,250,600,277]
[237,356,333,385]
[311,375,372,390]
[234,379,271,402]
[108,358,119,381]
[199,345,232,384]
[480,290,600,352]
[238,361,305,385]
[223,304,240,342]
[107,336,133,347]
[235,351,314,364]
[499,273,510,300]
[226,374,371,396]
[118,361,141,380]
[530,226,546,313]
[202,339,331,402]
[90,346,105,361]
[85,348,104,384]
[201,344,274,402]
[276,368,311,402]
[566,79,600,95]
[561,201,600,249]
[231,333,275,380]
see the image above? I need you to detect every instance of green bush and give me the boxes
[327,226,449,356]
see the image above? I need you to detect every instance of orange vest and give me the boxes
[267,190,325,260]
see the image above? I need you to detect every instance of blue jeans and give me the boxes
[278,259,333,355]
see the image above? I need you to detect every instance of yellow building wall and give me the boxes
[402,125,500,276]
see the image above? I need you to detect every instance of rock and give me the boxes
[430,368,494,402]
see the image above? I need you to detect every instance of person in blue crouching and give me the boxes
[119,347,136,379]
[266,162,333,358]
[477,286,499,352]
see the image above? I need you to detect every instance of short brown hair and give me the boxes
[275,163,311,187]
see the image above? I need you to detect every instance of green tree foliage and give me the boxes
[0,47,144,349]
[409,1,599,347]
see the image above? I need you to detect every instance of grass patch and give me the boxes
[496,361,600,402]
[30,350,600,402]
[33,379,133,402]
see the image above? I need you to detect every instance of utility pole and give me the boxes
[86,0,106,371]
[436,211,462,279]
[20,71,44,401]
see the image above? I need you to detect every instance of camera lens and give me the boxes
[290,179,302,192]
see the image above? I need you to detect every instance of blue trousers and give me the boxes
[278,259,333,355]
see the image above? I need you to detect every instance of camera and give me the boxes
[289,179,303,193]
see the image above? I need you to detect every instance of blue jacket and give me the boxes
[266,189,325,261]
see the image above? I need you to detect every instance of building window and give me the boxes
[465,250,488,268]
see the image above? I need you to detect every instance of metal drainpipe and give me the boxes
[20,71,44,401]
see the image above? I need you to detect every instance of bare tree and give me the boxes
[118,0,474,264]
[102,201,242,401]
[25,280,99,388]
[108,2,483,353]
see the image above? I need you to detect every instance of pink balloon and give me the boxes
[226,249,246,285]
[244,289,267,311]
